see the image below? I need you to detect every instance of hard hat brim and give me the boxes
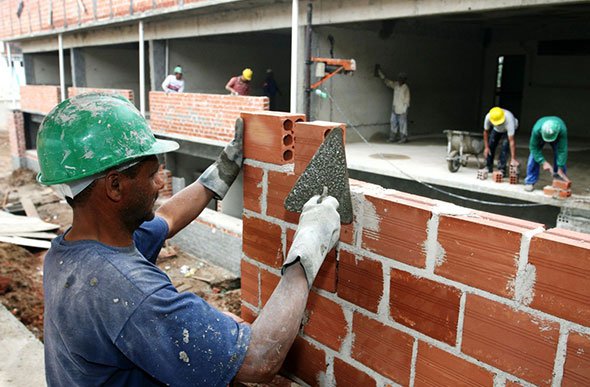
[37,138,180,185]
[490,117,505,126]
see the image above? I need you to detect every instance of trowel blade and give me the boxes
[284,127,353,224]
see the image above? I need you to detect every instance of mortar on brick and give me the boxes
[514,227,544,306]
[551,326,570,387]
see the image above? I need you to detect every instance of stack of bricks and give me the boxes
[476,169,488,180]
[6,109,25,163]
[492,170,503,183]
[509,165,519,185]
[240,110,590,386]
[19,85,61,115]
[68,87,135,103]
[149,91,269,142]
[544,179,572,199]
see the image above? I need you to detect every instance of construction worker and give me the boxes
[524,116,569,192]
[162,65,185,93]
[483,107,519,175]
[37,93,341,386]
[226,68,253,96]
[376,65,411,143]
[262,68,281,110]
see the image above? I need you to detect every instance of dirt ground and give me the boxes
[0,130,242,342]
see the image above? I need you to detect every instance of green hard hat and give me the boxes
[174,66,182,74]
[36,93,179,185]
[541,118,561,143]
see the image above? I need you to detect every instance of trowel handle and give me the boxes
[317,186,329,204]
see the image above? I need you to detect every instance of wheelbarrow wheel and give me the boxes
[447,150,461,173]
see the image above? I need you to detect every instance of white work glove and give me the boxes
[197,118,244,199]
[282,194,341,288]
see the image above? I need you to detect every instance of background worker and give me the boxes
[523,116,569,192]
[376,64,411,143]
[161,65,185,93]
[38,93,341,386]
[483,107,519,175]
[262,69,281,110]
[226,68,253,96]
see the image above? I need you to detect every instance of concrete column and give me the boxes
[70,48,86,87]
[22,53,35,84]
[149,40,167,91]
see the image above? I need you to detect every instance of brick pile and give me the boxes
[149,91,269,142]
[544,179,572,199]
[68,87,134,103]
[19,85,61,115]
[509,164,519,185]
[240,111,590,386]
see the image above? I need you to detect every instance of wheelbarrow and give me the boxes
[443,130,485,173]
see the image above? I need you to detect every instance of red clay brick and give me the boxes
[552,179,572,190]
[303,292,347,351]
[352,313,414,384]
[340,222,354,245]
[528,230,590,326]
[260,269,281,307]
[240,304,257,324]
[243,165,263,213]
[20,85,60,115]
[337,250,383,313]
[242,111,304,165]
[562,332,590,386]
[505,381,525,387]
[414,342,494,387]
[543,185,557,197]
[286,228,337,292]
[283,336,326,387]
[362,194,431,268]
[242,215,283,268]
[436,215,529,297]
[240,260,259,307]
[293,121,346,175]
[267,170,300,224]
[462,295,559,385]
[334,357,376,387]
[390,270,461,345]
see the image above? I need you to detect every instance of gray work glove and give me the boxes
[197,118,244,199]
[282,194,341,288]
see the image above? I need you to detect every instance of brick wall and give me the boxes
[20,85,61,115]
[6,109,25,161]
[240,111,590,386]
[149,91,269,142]
[68,87,134,103]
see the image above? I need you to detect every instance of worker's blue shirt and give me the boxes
[43,216,251,387]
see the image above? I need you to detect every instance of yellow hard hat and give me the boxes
[242,68,253,81]
[489,107,506,126]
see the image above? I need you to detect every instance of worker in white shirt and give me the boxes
[162,66,185,93]
[376,65,411,143]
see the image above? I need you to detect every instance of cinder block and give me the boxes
[337,250,383,313]
[352,313,413,385]
[552,179,572,190]
[293,121,346,175]
[303,291,347,351]
[240,260,259,307]
[242,215,283,268]
[492,171,504,183]
[283,337,326,387]
[390,269,461,345]
[287,228,336,292]
[260,269,280,307]
[414,342,495,387]
[242,111,305,165]
[334,357,376,387]
[462,294,559,385]
[562,332,590,385]
[243,165,263,213]
[528,230,590,326]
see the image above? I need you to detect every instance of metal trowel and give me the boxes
[284,127,353,224]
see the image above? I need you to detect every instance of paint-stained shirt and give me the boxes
[483,109,518,136]
[162,75,185,93]
[43,216,251,387]
[381,76,410,114]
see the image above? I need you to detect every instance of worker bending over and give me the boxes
[37,93,341,386]
[376,65,411,144]
[226,68,253,96]
[524,116,569,192]
[483,107,519,175]
[162,66,185,93]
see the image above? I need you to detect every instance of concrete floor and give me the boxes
[345,135,590,212]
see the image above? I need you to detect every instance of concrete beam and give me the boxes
[149,40,166,91]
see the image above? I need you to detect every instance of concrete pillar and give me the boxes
[23,53,35,84]
[149,40,167,91]
[70,48,86,87]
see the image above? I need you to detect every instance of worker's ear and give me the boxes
[104,171,124,202]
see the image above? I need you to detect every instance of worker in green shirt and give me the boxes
[524,116,569,192]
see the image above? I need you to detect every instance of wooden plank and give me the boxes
[0,236,51,249]
[0,211,59,234]
[20,197,39,218]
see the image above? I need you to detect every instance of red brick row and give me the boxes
[20,85,60,115]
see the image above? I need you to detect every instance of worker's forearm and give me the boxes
[235,263,309,382]
[483,131,489,148]
[156,181,215,238]
[509,137,516,159]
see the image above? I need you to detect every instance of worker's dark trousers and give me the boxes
[524,141,566,185]
[486,130,509,173]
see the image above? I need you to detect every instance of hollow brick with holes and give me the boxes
[293,120,346,175]
[337,250,383,312]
